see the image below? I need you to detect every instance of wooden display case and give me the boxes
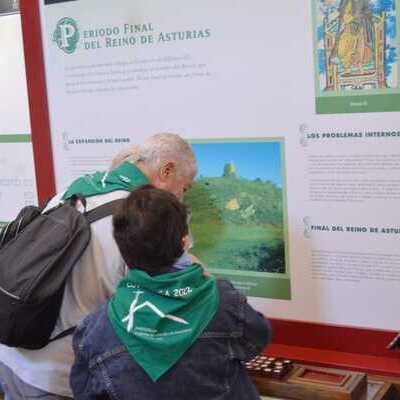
[252,363,367,400]
[252,365,400,400]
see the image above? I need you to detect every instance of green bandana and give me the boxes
[108,264,219,381]
[62,161,148,200]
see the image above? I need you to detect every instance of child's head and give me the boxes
[113,185,189,274]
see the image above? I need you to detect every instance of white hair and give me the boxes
[110,133,197,178]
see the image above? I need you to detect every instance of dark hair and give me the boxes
[113,185,188,274]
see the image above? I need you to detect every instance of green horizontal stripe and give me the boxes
[0,135,31,143]
[316,93,400,114]
[212,272,291,300]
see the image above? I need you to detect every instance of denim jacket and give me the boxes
[71,279,272,400]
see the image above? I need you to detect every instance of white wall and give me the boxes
[0,14,37,223]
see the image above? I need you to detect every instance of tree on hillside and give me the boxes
[223,161,237,178]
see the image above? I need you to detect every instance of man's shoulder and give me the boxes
[45,190,130,212]
[83,190,130,211]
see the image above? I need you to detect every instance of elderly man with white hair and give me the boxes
[0,133,197,400]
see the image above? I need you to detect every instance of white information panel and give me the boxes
[39,0,400,330]
[0,14,37,225]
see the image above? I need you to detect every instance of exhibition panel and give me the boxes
[18,0,400,376]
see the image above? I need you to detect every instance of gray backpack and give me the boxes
[0,195,123,349]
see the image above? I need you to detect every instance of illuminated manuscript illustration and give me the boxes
[313,0,400,113]
[184,139,290,300]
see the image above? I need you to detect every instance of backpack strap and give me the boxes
[84,198,125,224]
[49,327,76,343]
[49,198,126,342]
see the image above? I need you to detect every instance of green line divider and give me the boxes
[316,93,400,114]
[0,134,31,143]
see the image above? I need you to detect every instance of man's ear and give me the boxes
[182,235,191,251]
[159,161,176,182]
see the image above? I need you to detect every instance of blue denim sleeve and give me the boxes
[231,293,272,362]
[70,321,95,400]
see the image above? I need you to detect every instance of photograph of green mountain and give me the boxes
[185,139,290,300]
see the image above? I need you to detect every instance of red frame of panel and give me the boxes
[20,0,55,205]
[20,0,400,376]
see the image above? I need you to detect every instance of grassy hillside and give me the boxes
[186,176,283,225]
[185,176,286,273]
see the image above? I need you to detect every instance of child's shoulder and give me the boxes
[74,303,121,356]
[202,278,246,336]
[215,278,245,305]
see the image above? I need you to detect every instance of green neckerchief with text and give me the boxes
[108,264,219,381]
[62,161,148,199]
